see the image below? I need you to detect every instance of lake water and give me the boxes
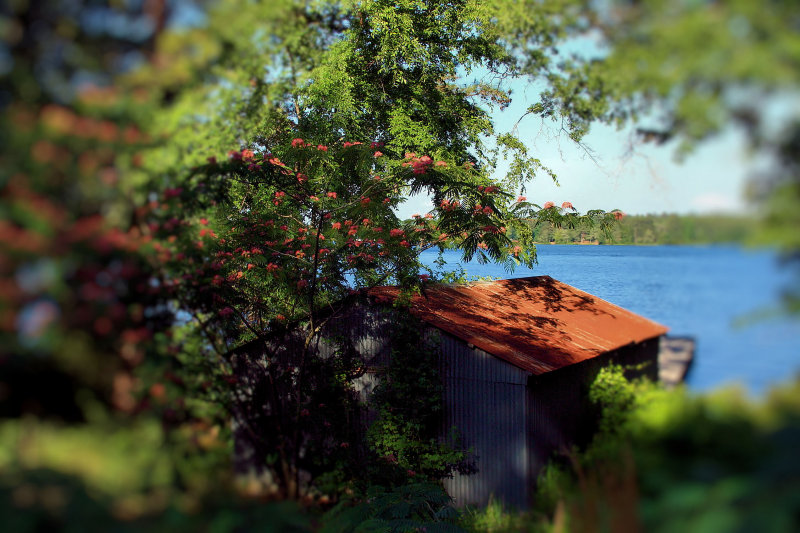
[419,245,800,395]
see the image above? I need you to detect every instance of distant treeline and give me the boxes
[526,213,755,245]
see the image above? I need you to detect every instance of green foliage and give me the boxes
[528,213,755,245]
[523,204,620,245]
[586,366,641,437]
[367,317,468,482]
[541,0,800,152]
[531,369,800,533]
[459,498,550,533]
[748,120,800,314]
[316,314,473,532]
[0,419,174,498]
[0,418,310,532]
[1,472,310,533]
[322,482,463,533]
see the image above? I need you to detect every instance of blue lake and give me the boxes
[419,245,800,395]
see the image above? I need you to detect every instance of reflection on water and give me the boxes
[421,245,800,395]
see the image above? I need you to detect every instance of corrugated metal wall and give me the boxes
[318,304,394,401]
[438,332,530,509]
[317,304,396,446]
[527,358,595,481]
[526,338,661,482]
[321,304,532,509]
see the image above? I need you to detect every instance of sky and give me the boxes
[397,78,757,219]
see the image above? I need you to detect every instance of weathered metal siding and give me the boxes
[317,304,396,439]
[527,356,598,481]
[526,337,661,482]
[316,304,395,371]
[230,331,308,482]
[229,306,397,482]
[437,331,530,509]
[320,305,533,509]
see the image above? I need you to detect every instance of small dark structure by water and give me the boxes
[658,336,696,388]
[233,276,686,508]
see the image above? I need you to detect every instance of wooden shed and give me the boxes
[233,276,670,508]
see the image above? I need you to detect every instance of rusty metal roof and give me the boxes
[369,276,668,375]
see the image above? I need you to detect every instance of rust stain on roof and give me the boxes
[369,276,668,375]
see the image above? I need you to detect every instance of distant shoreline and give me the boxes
[533,241,599,245]
[525,213,754,246]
